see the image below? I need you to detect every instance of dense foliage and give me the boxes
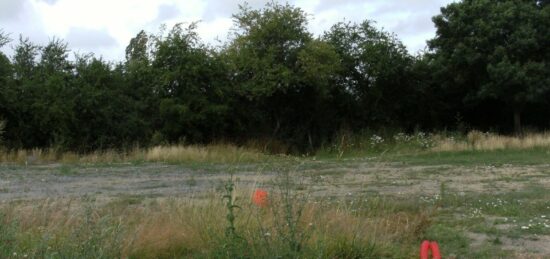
[0,1,548,152]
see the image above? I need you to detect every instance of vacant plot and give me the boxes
[0,149,549,258]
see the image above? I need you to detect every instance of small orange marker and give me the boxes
[420,240,441,259]
[252,188,268,207]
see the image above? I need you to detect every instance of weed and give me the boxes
[220,176,246,258]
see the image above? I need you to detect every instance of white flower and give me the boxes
[369,134,384,146]
[521,226,529,230]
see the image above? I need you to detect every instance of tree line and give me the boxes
[0,1,549,152]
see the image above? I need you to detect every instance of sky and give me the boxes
[0,0,456,61]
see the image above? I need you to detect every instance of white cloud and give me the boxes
[0,0,455,60]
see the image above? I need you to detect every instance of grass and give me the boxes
[2,131,550,166]
[389,147,550,166]
[312,131,550,167]
[0,189,431,258]
[424,185,550,258]
[2,179,545,258]
[0,144,272,165]
[434,131,550,151]
[0,131,549,257]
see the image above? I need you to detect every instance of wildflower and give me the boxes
[521,226,529,230]
[369,134,384,147]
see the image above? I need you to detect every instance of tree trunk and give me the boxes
[513,109,522,136]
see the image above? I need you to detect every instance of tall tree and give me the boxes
[0,30,11,95]
[124,30,157,144]
[71,55,143,150]
[0,30,10,146]
[152,23,229,143]
[3,36,42,147]
[226,3,342,149]
[324,21,415,129]
[35,38,74,147]
[429,0,550,133]
[12,36,39,81]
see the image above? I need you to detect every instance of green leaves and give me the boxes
[324,20,415,127]
[228,2,311,98]
[297,40,341,92]
[429,0,550,132]
[0,1,549,150]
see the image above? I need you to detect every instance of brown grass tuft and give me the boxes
[0,190,428,258]
[0,144,268,165]
[433,131,550,152]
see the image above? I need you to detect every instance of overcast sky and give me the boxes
[0,0,455,61]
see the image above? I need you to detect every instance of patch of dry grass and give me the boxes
[144,144,267,164]
[0,144,269,165]
[0,189,429,258]
[433,131,550,152]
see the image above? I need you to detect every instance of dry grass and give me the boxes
[0,189,428,258]
[144,144,267,163]
[0,144,269,165]
[433,131,550,152]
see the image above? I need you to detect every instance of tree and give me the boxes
[226,2,342,149]
[152,23,230,143]
[429,0,550,133]
[324,21,415,129]
[71,55,144,150]
[13,36,39,81]
[0,30,12,135]
[125,30,150,64]
[124,30,157,144]
[33,38,74,147]
[2,36,42,148]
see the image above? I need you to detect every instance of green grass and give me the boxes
[386,147,550,166]
[0,174,547,258]
[1,136,549,257]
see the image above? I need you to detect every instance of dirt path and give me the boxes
[1,160,548,201]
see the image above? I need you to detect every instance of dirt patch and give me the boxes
[468,232,550,257]
[0,161,547,201]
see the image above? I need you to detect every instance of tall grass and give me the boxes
[317,130,550,158]
[0,189,431,258]
[0,144,270,165]
[2,131,550,165]
[144,144,267,163]
[433,131,550,151]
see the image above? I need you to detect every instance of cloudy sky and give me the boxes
[0,0,455,61]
